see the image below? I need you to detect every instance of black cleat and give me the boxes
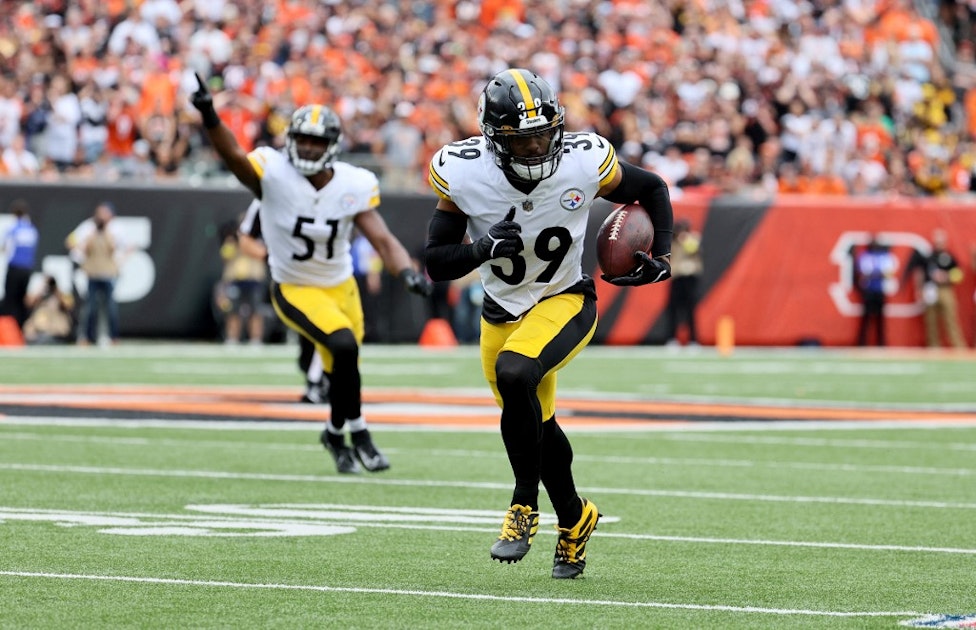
[490,505,540,563]
[552,497,600,579]
[351,430,390,472]
[320,430,361,474]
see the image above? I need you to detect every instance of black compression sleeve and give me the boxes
[424,210,484,282]
[603,161,674,258]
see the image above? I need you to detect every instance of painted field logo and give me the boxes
[0,504,621,538]
[900,613,976,628]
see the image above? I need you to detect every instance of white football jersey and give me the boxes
[247,147,380,286]
[428,132,618,317]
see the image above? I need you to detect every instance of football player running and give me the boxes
[190,74,432,475]
[424,68,673,578]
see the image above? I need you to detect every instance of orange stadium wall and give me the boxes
[1,183,974,346]
[590,195,976,348]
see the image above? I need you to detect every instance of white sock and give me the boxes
[346,416,367,433]
[307,351,324,382]
[324,420,344,436]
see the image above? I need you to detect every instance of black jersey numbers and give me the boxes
[562,133,594,152]
[291,217,339,261]
[490,253,526,286]
[535,227,572,283]
[490,226,572,285]
[446,138,481,160]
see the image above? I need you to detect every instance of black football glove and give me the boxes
[190,73,221,129]
[473,206,523,261]
[400,268,433,297]
[603,252,672,286]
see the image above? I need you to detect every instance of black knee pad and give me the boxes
[495,351,543,396]
[327,329,359,365]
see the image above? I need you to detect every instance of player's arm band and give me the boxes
[424,210,482,281]
[603,161,674,258]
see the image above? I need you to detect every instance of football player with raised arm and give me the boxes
[425,68,673,578]
[190,75,432,475]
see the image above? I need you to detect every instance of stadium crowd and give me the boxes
[0,0,974,198]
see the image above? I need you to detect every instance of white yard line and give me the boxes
[0,505,973,556]
[667,433,976,451]
[3,432,975,476]
[0,571,923,617]
[3,462,976,510]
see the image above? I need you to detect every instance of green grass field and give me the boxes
[1,343,975,629]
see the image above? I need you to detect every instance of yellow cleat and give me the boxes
[490,504,540,563]
[552,497,600,579]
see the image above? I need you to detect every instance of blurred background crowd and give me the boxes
[0,0,974,198]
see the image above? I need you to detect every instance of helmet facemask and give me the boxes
[286,105,343,176]
[479,69,565,183]
[488,124,564,183]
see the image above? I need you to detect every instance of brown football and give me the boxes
[595,205,654,278]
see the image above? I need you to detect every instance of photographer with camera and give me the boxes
[64,201,127,346]
[22,275,75,345]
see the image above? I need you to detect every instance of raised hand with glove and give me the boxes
[190,73,221,129]
[473,206,523,261]
[602,252,672,286]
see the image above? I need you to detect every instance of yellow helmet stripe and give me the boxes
[508,69,537,119]
[310,105,320,125]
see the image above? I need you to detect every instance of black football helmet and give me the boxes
[285,104,343,175]
[479,68,565,183]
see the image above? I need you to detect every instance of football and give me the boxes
[595,205,654,278]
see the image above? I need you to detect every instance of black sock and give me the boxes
[539,418,581,527]
[557,497,583,529]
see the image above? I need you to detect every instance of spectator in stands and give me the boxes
[643,145,689,189]
[2,134,41,177]
[777,161,809,194]
[20,78,51,165]
[372,102,425,193]
[42,73,82,173]
[0,74,23,150]
[1,199,39,330]
[725,135,757,187]
[140,0,183,30]
[0,0,970,201]
[106,10,161,57]
[77,80,109,165]
[56,6,94,59]
[186,18,233,77]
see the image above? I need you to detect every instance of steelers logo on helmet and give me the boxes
[286,105,343,176]
[479,68,565,183]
